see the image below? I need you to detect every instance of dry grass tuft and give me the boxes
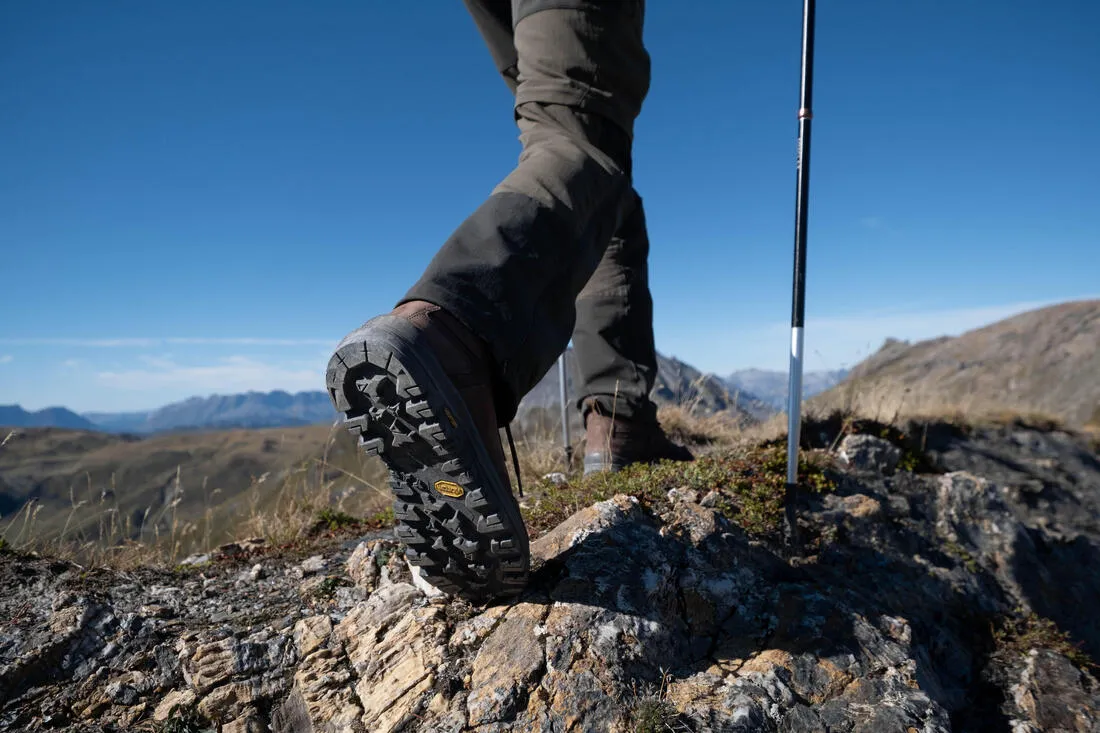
[994,611,1098,674]
[655,404,744,452]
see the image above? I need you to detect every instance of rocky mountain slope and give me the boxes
[478,350,772,429]
[652,354,775,421]
[2,420,1097,732]
[812,300,1100,426]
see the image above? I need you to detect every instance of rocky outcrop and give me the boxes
[1,423,1098,732]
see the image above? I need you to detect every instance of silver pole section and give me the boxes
[558,353,573,467]
[786,330,805,484]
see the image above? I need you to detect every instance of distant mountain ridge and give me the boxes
[725,368,850,410]
[518,350,775,425]
[0,405,98,431]
[78,391,339,434]
[4,352,766,434]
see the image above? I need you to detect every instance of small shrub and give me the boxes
[626,670,693,733]
[631,697,691,733]
[313,508,359,533]
[313,575,352,600]
[995,612,1097,673]
[153,703,213,733]
[943,540,979,573]
[373,544,396,568]
[367,506,395,528]
[897,451,921,472]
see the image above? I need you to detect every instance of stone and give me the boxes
[293,615,332,658]
[668,487,700,503]
[178,552,212,566]
[1007,649,1100,732]
[346,540,382,589]
[700,490,721,508]
[543,472,568,486]
[407,557,446,599]
[337,586,446,733]
[222,712,266,733]
[297,575,328,598]
[467,603,548,725]
[298,555,326,576]
[198,680,254,720]
[153,689,197,721]
[838,433,903,473]
[279,649,365,733]
[823,492,884,523]
[531,494,647,561]
[105,680,140,706]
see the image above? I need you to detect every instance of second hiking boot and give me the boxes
[326,301,529,602]
[582,399,695,475]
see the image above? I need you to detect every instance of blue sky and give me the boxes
[1,1,1097,413]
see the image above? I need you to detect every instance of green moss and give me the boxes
[897,451,921,472]
[171,560,211,575]
[631,697,690,733]
[313,575,352,600]
[313,505,393,536]
[313,508,359,533]
[368,506,395,528]
[373,544,396,568]
[154,703,214,733]
[995,612,1097,673]
[522,445,836,539]
[943,540,979,573]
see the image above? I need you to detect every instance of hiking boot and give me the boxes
[582,399,695,475]
[326,301,528,601]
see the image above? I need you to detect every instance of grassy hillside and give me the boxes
[811,300,1100,427]
[0,424,391,560]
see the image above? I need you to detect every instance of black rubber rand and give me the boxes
[325,317,529,601]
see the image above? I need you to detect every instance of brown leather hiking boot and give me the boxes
[326,300,528,601]
[582,399,695,475]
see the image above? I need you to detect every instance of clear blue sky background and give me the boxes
[2,1,1097,412]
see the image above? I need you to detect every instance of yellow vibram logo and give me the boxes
[434,480,464,498]
[443,408,458,428]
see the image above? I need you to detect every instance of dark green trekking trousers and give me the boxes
[400,0,659,425]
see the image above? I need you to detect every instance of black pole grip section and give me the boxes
[790,0,815,328]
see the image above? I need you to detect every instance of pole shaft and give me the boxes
[791,0,815,329]
[786,0,816,509]
[558,354,572,465]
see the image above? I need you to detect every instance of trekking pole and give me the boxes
[558,353,573,468]
[785,0,816,550]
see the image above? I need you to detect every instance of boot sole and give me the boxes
[326,316,529,602]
